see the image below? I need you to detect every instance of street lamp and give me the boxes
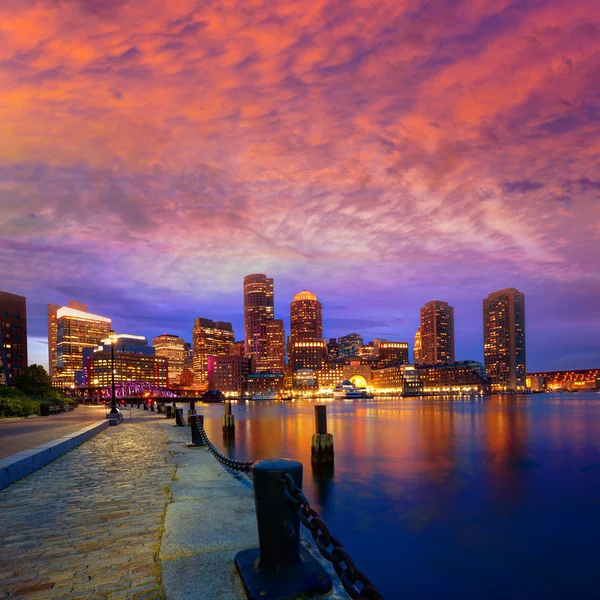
[108,329,118,414]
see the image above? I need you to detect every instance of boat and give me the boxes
[251,389,280,401]
[333,380,372,399]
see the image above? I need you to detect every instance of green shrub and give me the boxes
[0,387,39,418]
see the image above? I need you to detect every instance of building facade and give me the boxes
[338,333,363,358]
[47,300,87,377]
[378,342,409,367]
[413,327,422,364]
[483,288,526,392]
[265,320,286,373]
[527,369,599,392]
[192,318,234,389]
[326,338,339,360]
[416,361,489,394]
[54,306,112,386]
[371,364,423,395]
[417,300,455,365]
[153,334,187,385]
[0,290,27,385]
[289,339,326,371]
[243,273,274,372]
[289,291,322,340]
[246,373,285,394]
[208,355,252,395]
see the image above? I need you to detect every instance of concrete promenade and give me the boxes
[0,411,172,599]
[0,406,111,459]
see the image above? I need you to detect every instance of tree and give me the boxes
[13,364,66,402]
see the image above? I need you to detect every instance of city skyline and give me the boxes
[2,1,599,372]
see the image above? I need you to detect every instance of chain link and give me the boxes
[194,417,255,473]
[280,473,384,600]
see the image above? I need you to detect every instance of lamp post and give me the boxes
[108,329,118,414]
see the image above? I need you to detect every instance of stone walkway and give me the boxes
[0,412,173,600]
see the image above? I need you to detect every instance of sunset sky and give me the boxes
[1,0,599,371]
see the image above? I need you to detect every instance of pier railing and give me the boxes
[190,414,383,600]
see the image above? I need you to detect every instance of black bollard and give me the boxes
[150,402,155,412]
[222,401,235,435]
[235,459,332,599]
[157,403,163,414]
[311,405,334,464]
[166,405,173,419]
[186,414,206,447]
[143,402,148,411]
[175,408,185,427]
[137,402,141,409]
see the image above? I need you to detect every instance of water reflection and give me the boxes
[190,394,600,599]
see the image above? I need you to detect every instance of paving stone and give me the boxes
[0,413,171,600]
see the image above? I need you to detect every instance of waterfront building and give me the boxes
[53,305,112,387]
[338,333,363,358]
[293,368,318,389]
[417,300,455,365]
[316,360,372,389]
[265,320,286,373]
[0,290,27,384]
[290,291,322,340]
[526,375,546,392]
[243,273,274,373]
[416,361,489,395]
[152,334,187,385]
[290,339,326,371]
[208,355,252,395]
[527,368,599,392]
[372,364,423,396]
[358,342,378,362]
[192,318,234,389]
[413,327,422,364]
[483,288,526,392]
[326,338,339,360]
[83,338,167,388]
[47,300,87,377]
[246,373,284,394]
[378,342,409,367]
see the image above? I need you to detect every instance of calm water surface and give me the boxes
[192,393,600,599]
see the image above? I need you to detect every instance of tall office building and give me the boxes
[265,320,285,373]
[243,274,274,373]
[417,300,455,365]
[152,334,187,385]
[192,318,234,389]
[483,288,526,392]
[338,333,363,358]
[54,305,112,386]
[326,338,339,361]
[378,342,409,366]
[289,290,324,371]
[0,291,27,384]
[47,300,87,376]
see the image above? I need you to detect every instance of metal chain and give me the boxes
[280,473,384,600]
[195,418,255,473]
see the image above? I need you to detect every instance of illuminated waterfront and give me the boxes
[196,392,600,599]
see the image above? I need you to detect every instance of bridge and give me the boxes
[74,381,179,400]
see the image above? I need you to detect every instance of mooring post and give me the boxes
[311,405,334,463]
[222,401,235,435]
[157,402,163,414]
[188,400,196,425]
[175,408,185,427]
[235,459,332,599]
[166,405,173,419]
[187,414,206,447]
[150,401,155,412]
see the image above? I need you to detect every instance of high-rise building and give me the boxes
[47,300,87,376]
[417,300,455,365]
[153,334,187,385]
[290,291,322,340]
[413,327,422,364]
[0,291,27,384]
[265,320,285,373]
[338,333,363,358]
[326,338,338,360]
[192,318,234,389]
[228,341,246,357]
[54,306,112,386]
[243,274,274,373]
[483,288,526,392]
[289,340,326,371]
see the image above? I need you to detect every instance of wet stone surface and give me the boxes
[0,411,173,599]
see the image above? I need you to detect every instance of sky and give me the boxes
[1,0,599,372]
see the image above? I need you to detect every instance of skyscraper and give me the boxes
[288,290,324,370]
[243,273,274,372]
[0,290,27,384]
[54,305,112,386]
[47,300,87,376]
[265,320,286,373]
[192,318,234,389]
[483,288,526,392]
[417,300,455,365]
[152,334,187,385]
[413,327,422,364]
